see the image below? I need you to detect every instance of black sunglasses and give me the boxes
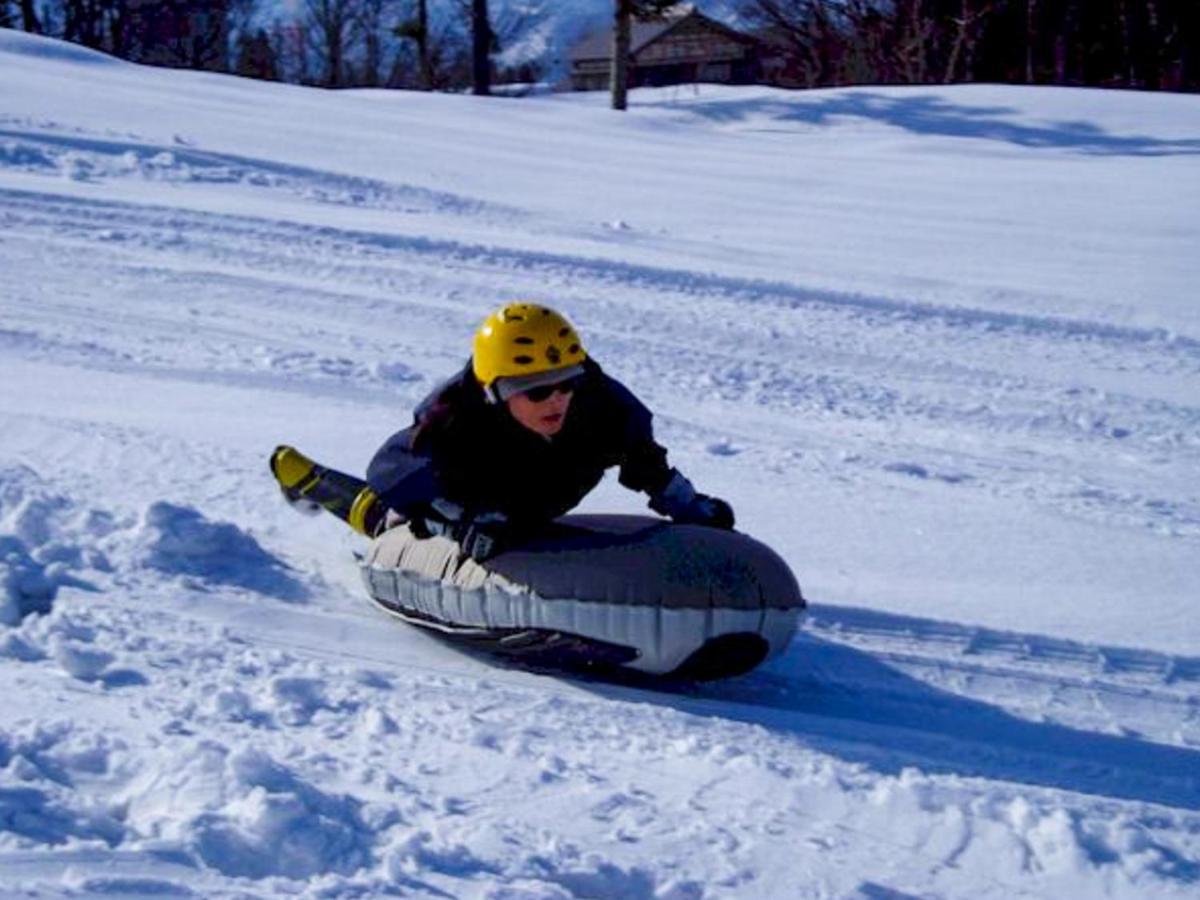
[521,375,583,402]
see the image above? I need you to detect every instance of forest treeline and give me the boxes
[2,0,1196,93]
[748,0,1197,91]
[0,0,521,90]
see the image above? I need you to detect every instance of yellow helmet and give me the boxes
[472,303,587,399]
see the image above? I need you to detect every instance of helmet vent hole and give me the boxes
[514,337,534,345]
[513,355,535,365]
[568,344,580,354]
[558,328,569,337]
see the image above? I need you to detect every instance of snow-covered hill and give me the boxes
[2,28,1198,899]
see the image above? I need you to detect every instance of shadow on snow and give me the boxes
[657,90,1200,157]
[572,603,1200,814]
[141,502,309,603]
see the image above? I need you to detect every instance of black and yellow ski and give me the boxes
[269,445,385,536]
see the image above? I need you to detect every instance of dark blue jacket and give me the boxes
[366,359,673,527]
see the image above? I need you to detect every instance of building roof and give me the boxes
[571,21,674,63]
[570,9,756,64]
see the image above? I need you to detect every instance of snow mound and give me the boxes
[122,745,373,880]
[136,502,307,602]
[0,721,126,850]
[0,466,105,625]
[379,829,695,899]
[0,30,121,66]
[50,635,117,682]
[0,536,62,625]
[0,783,123,849]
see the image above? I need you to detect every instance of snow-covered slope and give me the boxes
[1,28,1198,898]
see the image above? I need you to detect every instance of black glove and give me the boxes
[410,498,510,562]
[649,470,735,530]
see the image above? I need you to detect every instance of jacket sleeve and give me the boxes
[365,424,441,515]
[365,368,469,513]
[597,372,673,496]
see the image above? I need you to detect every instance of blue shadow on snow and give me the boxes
[142,502,309,603]
[656,91,1200,157]
[570,603,1200,819]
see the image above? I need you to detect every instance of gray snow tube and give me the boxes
[360,514,805,679]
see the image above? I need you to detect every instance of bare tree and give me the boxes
[353,0,390,86]
[610,0,677,110]
[471,0,490,94]
[271,20,315,83]
[392,0,477,90]
[63,0,108,48]
[1024,0,1037,82]
[235,28,278,79]
[18,0,41,33]
[749,0,817,87]
[305,0,356,86]
[1051,0,1071,82]
[611,0,632,109]
[394,0,431,88]
[226,0,259,57]
[895,0,933,82]
[944,0,992,82]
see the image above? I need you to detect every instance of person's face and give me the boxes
[505,379,575,438]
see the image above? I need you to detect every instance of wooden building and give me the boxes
[570,7,760,92]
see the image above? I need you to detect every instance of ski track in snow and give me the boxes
[4,182,1199,548]
[0,123,520,220]
[2,41,1200,897]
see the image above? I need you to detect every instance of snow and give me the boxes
[2,25,1199,898]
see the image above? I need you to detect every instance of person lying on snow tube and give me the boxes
[365,301,734,561]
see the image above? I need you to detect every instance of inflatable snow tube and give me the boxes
[360,514,805,679]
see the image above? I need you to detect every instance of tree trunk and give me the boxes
[899,0,929,83]
[945,2,966,83]
[418,0,431,89]
[611,0,632,111]
[66,0,105,49]
[357,0,385,87]
[327,22,343,87]
[364,30,380,87]
[1117,0,1136,86]
[19,0,40,33]
[1025,0,1036,83]
[1144,0,1163,89]
[472,0,491,95]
